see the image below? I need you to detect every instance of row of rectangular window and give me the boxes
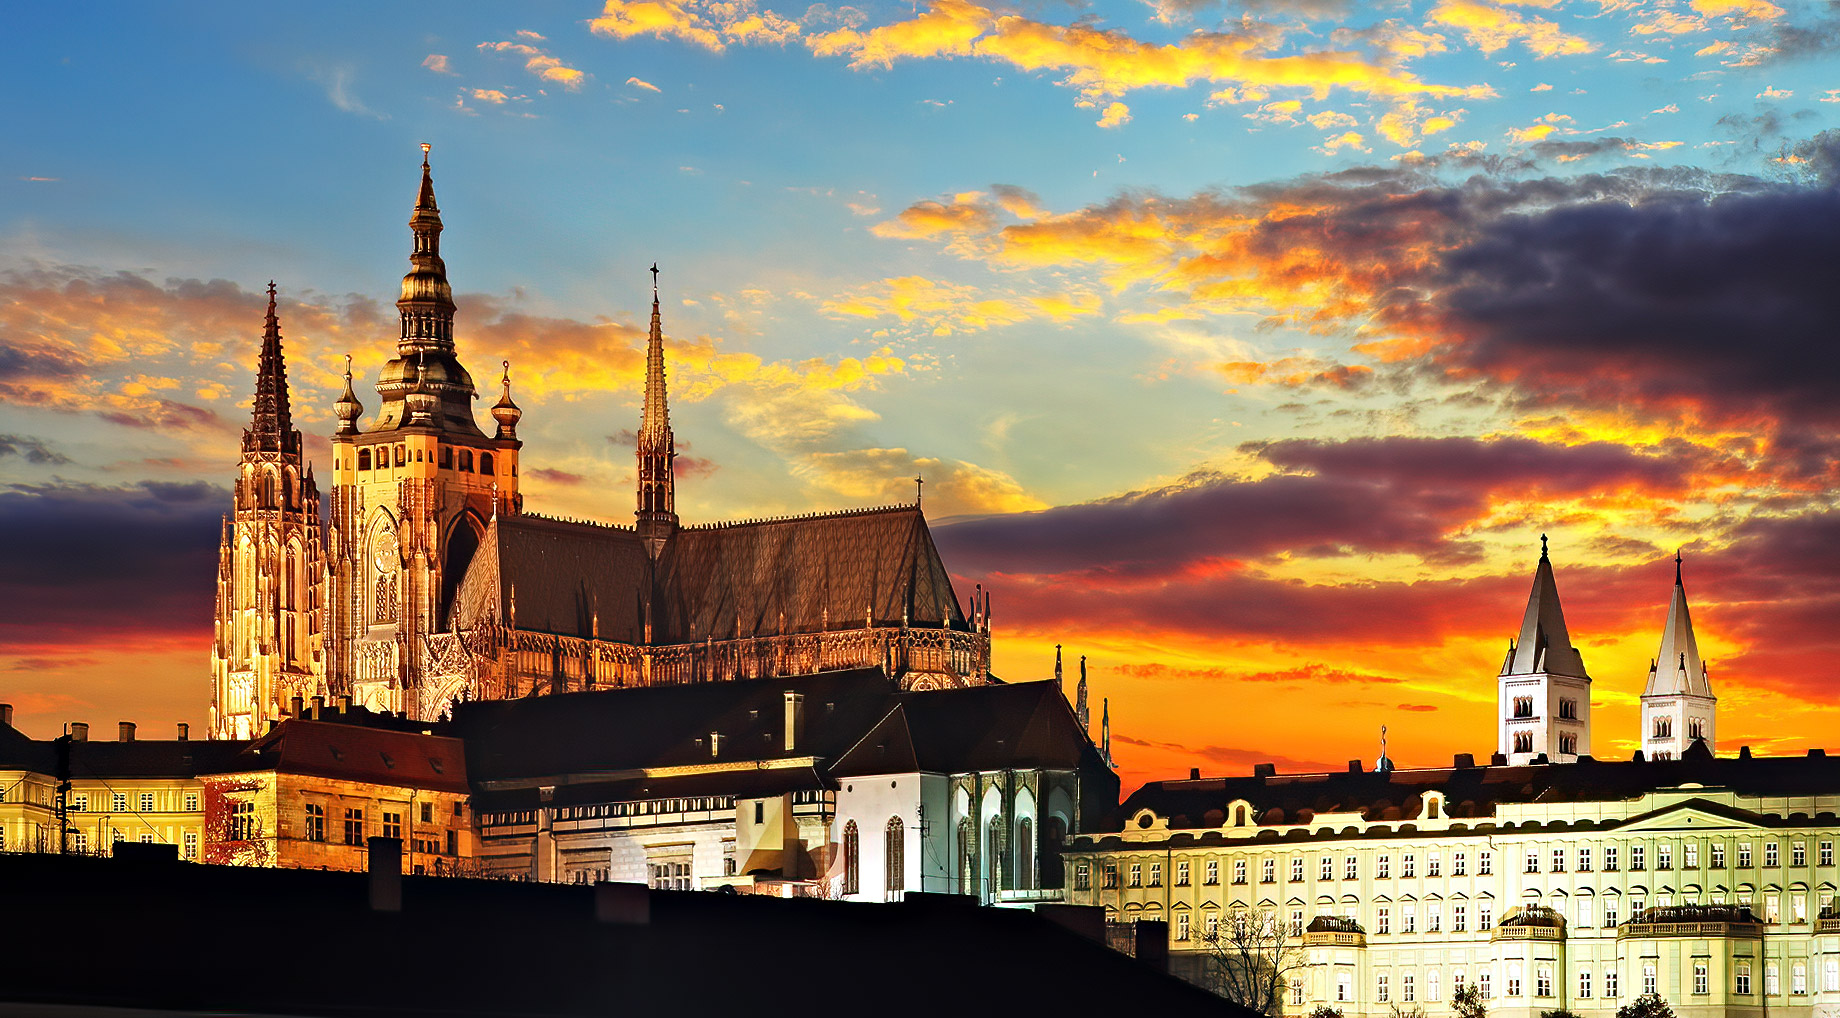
[1091,840,1834,890]
[67,793,200,813]
[1359,961,1835,1005]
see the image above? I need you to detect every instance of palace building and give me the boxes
[210,149,991,736]
[1057,546,1805,1014]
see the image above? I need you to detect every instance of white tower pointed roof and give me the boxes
[1504,535,1589,679]
[1646,552,1712,698]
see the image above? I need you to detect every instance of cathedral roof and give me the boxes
[831,680,1100,777]
[1645,556,1712,700]
[1503,538,1589,679]
[450,515,653,642]
[652,505,966,642]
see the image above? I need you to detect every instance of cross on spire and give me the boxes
[915,473,924,506]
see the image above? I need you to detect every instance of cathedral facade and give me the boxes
[211,151,991,737]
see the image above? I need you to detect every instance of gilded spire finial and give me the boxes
[421,142,431,166]
[1541,533,1549,559]
[1675,547,1683,585]
[915,472,924,507]
[343,353,352,382]
[651,262,659,302]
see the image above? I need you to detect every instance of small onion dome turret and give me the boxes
[491,359,522,439]
[405,354,439,426]
[334,354,364,434]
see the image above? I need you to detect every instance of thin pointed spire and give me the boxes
[247,281,296,454]
[1646,551,1711,698]
[1504,534,1588,679]
[636,264,678,554]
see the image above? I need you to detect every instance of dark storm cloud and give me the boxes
[1427,148,1840,468]
[935,436,1718,577]
[0,480,228,646]
[0,435,72,465]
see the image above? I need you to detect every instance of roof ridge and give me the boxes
[683,503,918,531]
[514,512,638,533]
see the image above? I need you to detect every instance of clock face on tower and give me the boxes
[372,522,399,573]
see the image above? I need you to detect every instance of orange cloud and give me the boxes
[1427,0,1597,58]
[820,275,1103,335]
[478,39,589,90]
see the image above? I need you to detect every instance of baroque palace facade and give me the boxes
[209,150,992,740]
[1061,547,1840,1017]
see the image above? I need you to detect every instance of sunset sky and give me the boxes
[5,0,1840,791]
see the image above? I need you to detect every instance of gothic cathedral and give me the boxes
[211,148,991,738]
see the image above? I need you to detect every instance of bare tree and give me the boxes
[1203,903,1307,1016]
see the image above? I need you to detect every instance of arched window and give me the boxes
[480,452,495,475]
[958,819,976,895]
[357,448,371,470]
[394,445,406,467]
[842,820,860,895]
[458,449,473,472]
[1040,816,1067,889]
[885,817,905,897]
[1017,817,1034,889]
[987,816,1006,894]
[439,445,452,469]
[262,469,276,508]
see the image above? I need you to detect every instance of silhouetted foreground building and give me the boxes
[0,850,1237,1017]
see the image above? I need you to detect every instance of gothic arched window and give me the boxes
[842,820,860,895]
[957,819,975,896]
[357,448,371,470]
[1017,817,1033,889]
[439,445,453,469]
[987,815,1005,894]
[885,817,905,897]
[458,449,473,472]
[480,452,495,475]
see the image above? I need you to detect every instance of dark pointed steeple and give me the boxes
[1504,533,1588,679]
[398,143,456,353]
[636,263,677,556]
[246,281,299,456]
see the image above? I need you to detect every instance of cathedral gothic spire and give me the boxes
[245,282,298,457]
[636,263,677,557]
[212,283,327,740]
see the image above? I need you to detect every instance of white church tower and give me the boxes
[1641,552,1715,760]
[1498,535,1592,765]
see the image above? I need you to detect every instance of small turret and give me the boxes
[334,354,364,435]
[491,360,522,440]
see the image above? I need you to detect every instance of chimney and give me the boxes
[291,695,305,718]
[176,723,190,742]
[310,695,325,719]
[783,692,804,753]
[1132,919,1169,973]
[336,694,352,711]
[1453,753,1475,768]
[0,704,12,728]
[1490,752,1507,766]
[1252,763,1276,778]
[1739,746,1753,760]
[710,731,722,758]
[1188,768,1201,780]
[70,722,89,742]
[595,882,653,925]
[118,721,136,743]
[368,837,402,912]
[1347,759,1362,773]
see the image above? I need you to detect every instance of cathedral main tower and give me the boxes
[210,285,328,739]
[325,146,523,719]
